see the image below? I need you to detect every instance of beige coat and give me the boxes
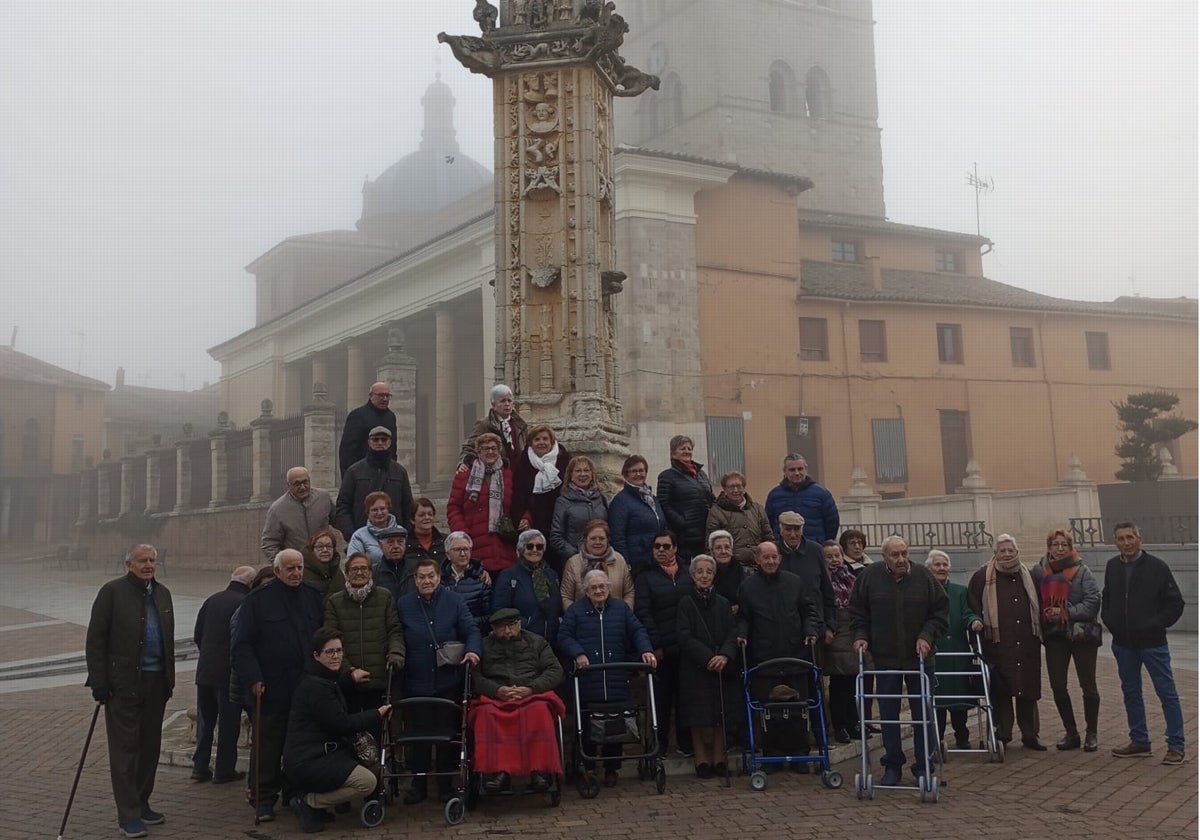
[560,550,635,611]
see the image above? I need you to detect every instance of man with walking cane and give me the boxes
[232,549,326,823]
[84,544,174,839]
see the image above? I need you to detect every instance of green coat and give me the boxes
[86,573,175,698]
[475,630,564,698]
[934,581,981,710]
[303,548,346,599]
[323,586,404,693]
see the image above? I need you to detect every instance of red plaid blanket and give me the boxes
[468,691,566,775]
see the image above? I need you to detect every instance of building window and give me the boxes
[1085,331,1111,370]
[871,418,909,483]
[706,416,745,479]
[936,323,963,364]
[859,320,887,362]
[71,436,85,472]
[798,317,829,361]
[935,249,963,273]
[1009,327,1035,367]
[805,66,832,119]
[785,416,822,481]
[831,240,858,263]
[769,61,797,114]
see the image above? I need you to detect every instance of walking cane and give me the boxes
[252,690,263,826]
[57,701,102,840]
[717,669,731,788]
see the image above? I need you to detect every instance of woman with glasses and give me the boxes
[323,552,405,721]
[303,527,346,598]
[493,529,561,644]
[560,519,635,610]
[347,492,399,566]
[608,454,666,577]
[440,532,492,636]
[448,432,516,574]
[283,627,391,833]
[551,455,609,565]
[1030,528,1101,752]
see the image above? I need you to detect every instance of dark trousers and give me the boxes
[993,693,1039,743]
[749,671,810,756]
[828,675,858,731]
[876,671,935,773]
[651,654,691,754]
[104,673,169,823]
[253,704,291,803]
[935,707,970,746]
[193,683,243,778]
[1044,637,1099,736]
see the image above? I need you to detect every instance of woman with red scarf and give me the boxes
[1030,528,1102,752]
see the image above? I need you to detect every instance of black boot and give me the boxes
[289,796,325,834]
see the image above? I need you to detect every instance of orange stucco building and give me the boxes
[695,178,1198,501]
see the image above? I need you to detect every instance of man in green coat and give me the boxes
[86,544,175,839]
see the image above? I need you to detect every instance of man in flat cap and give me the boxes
[469,607,565,793]
[336,424,414,541]
[372,524,418,601]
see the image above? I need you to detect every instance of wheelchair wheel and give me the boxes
[361,799,385,829]
[654,762,666,794]
[822,770,843,789]
[750,771,768,791]
[578,772,601,799]
[444,796,466,826]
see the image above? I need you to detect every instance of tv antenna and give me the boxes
[965,162,994,238]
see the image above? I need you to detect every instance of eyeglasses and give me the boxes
[1049,541,1070,547]
[370,392,391,399]
[347,566,371,575]
[652,543,673,551]
[313,543,335,551]
[320,648,344,657]
[449,546,471,554]
[525,544,546,551]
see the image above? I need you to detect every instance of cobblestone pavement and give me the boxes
[2,556,1196,840]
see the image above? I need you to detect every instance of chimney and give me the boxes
[865,255,883,291]
[115,366,125,387]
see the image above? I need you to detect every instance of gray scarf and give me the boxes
[344,578,374,603]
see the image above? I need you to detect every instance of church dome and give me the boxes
[358,76,492,233]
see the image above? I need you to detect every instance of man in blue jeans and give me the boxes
[1101,521,1186,765]
[849,535,949,787]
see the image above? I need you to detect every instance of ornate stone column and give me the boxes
[250,400,277,504]
[434,306,460,478]
[145,447,162,514]
[310,353,331,403]
[377,327,419,481]
[440,0,658,481]
[209,413,231,509]
[344,338,372,411]
[303,383,338,494]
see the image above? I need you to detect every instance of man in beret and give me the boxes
[470,607,565,793]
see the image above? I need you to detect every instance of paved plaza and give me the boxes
[0,555,1195,840]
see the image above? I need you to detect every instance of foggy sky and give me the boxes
[1,1,1195,392]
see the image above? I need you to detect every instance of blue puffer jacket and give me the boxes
[396,588,482,697]
[440,557,492,636]
[558,596,652,704]
[764,478,840,544]
[347,514,397,565]
[607,483,665,576]
[493,561,561,644]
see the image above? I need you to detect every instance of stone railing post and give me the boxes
[1058,454,1100,519]
[76,467,97,528]
[97,462,113,519]
[959,459,994,533]
[250,399,277,504]
[209,412,231,509]
[175,428,193,512]
[842,466,882,526]
[119,456,136,516]
[303,382,337,495]
[145,450,162,514]
[377,326,419,483]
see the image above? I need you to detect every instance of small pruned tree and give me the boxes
[1113,390,1198,481]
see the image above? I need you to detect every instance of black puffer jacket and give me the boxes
[634,562,693,657]
[283,658,381,792]
[440,557,493,636]
[655,460,713,557]
[734,570,821,666]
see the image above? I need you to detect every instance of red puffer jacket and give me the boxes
[447,465,517,573]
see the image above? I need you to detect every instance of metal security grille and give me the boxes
[871,418,908,483]
[706,416,745,481]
